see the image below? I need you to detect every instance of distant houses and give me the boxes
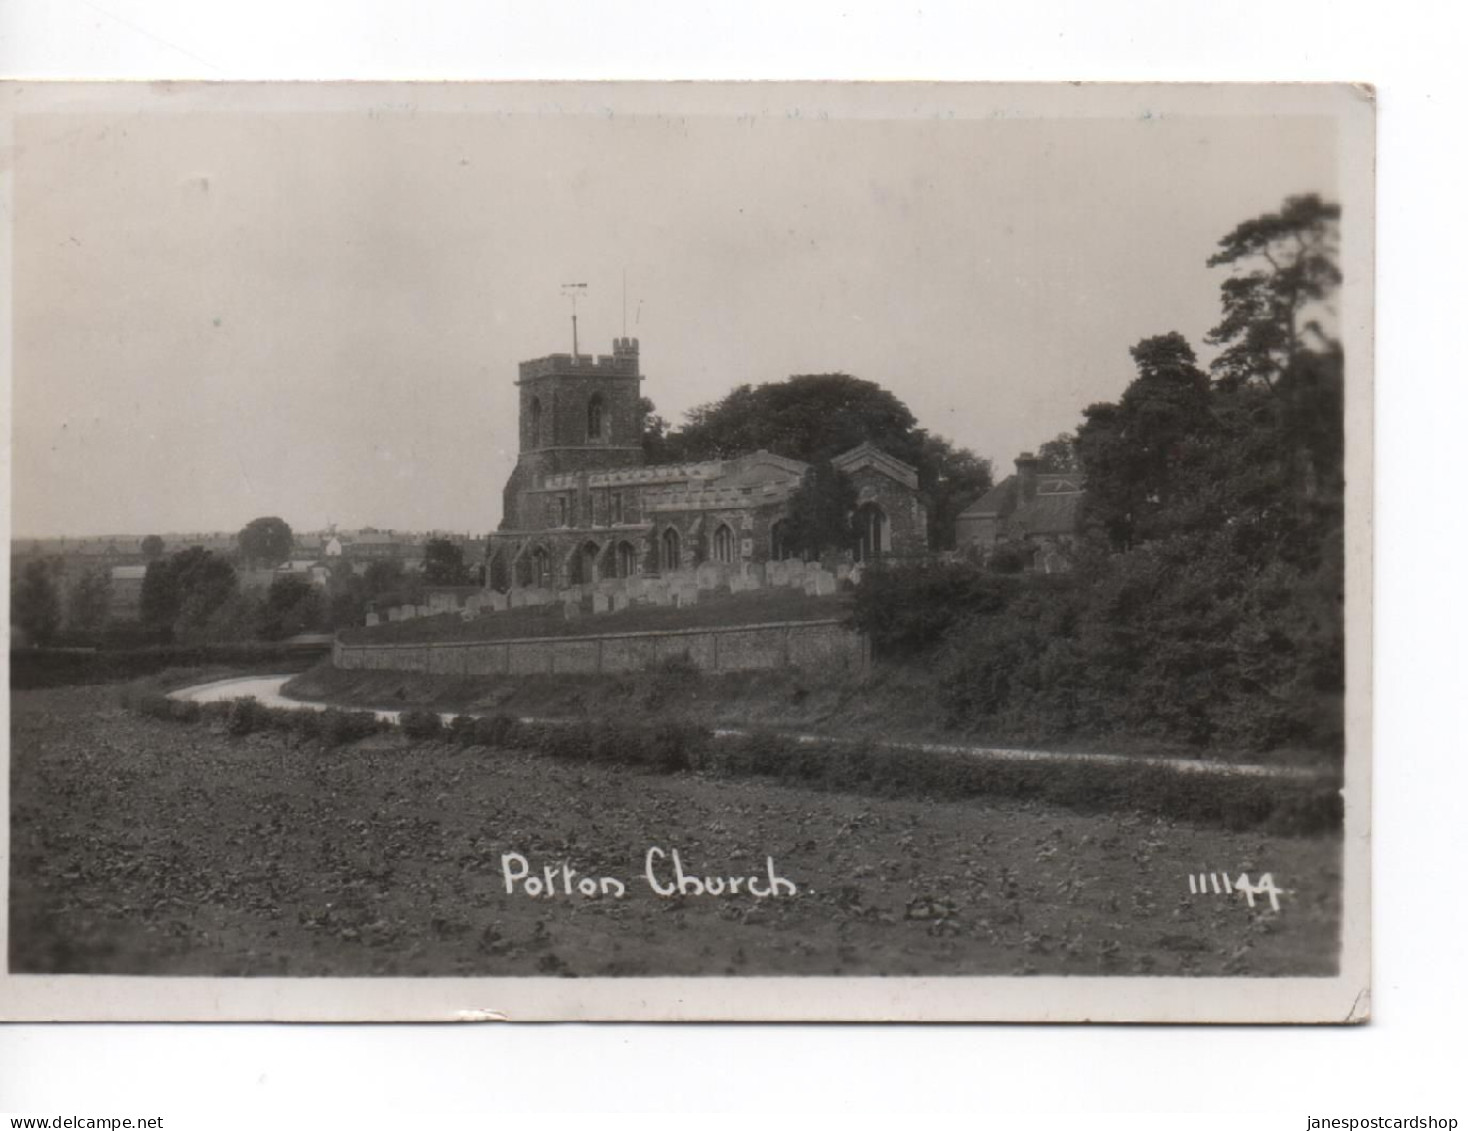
[955,453,1084,572]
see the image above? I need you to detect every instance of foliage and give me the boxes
[849,195,1345,759]
[654,372,991,549]
[237,516,294,567]
[1076,333,1215,551]
[140,535,165,561]
[783,461,858,559]
[1205,193,1341,391]
[140,547,239,641]
[64,570,112,636]
[400,709,444,740]
[1037,432,1081,473]
[253,574,326,641]
[919,433,994,550]
[423,538,473,586]
[11,560,62,646]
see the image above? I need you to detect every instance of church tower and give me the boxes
[500,337,646,529]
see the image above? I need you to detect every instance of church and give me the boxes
[485,338,928,595]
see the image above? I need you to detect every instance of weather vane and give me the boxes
[561,282,588,356]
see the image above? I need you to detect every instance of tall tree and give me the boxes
[423,538,472,586]
[1205,193,1342,392]
[11,560,61,646]
[140,534,165,561]
[784,461,858,560]
[141,547,238,637]
[1076,332,1215,550]
[64,570,112,635]
[1037,432,1081,474]
[237,516,294,567]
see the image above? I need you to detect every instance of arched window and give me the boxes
[660,526,681,573]
[571,541,600,586]
[528,397,542,448]
[713,523,735,564]
[587,394,605,441]
[519,540,551,587]
[487,553,510,593]
[853,503,889,563]
[615,541,639,579]
[769,518,796,561]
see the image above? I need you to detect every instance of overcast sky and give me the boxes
[10,88,1338,538]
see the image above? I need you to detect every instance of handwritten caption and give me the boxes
[1188,871,1283,911]
[500,847,799,901]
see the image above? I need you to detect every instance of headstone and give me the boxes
[813,570,838,596]
[848,563,865,587]
[745,562,766,588]
[675,586,700,608]
[696,562,722,591]
[592,592,611,614]
[612,592,630,612]
[400,605,418,620]
[648,580,673,606]
[487,591,508,612]
[835,563,851,582]
[461,607,480,622]
[365,612,380,627]
[563,601,582,622]
[416,605,432,619]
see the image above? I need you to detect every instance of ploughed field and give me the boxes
[10,685,1341,977]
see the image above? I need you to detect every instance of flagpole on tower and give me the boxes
[561,282,588,357]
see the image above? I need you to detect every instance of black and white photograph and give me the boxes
[2,81,1372,1022]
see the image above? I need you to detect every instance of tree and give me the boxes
[918,433,994,550]
[1206,193,1341,392]
[1037,432,1081,474]
[671,373,924,467]
[257,574,324,640]
[140,547,238,639]
[1076,332,1215,551]
[140,534,165,561]
[423,538,472,586]
[64,570,112,635]
[639,396,676,463]
[658,372,990,550]
[784,461,858,559]
[11,560,61,646]
[237,516,294,567]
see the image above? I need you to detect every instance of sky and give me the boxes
[9,86,1340,538]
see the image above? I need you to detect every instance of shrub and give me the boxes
[446,714,479,747]
[226,697,264,736]
[168,698,202,723]
[472,714,520,748]
[320,708,381,747]
[399,708,443,740]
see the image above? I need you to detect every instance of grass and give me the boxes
[340,586,849,645]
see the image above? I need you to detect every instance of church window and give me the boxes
[587,394,605,441]
[713,523,735,564]
[612,491,624,524]
[557,495,568,527]
[529,397,543,448]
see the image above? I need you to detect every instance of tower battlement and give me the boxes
[517,337,640,383]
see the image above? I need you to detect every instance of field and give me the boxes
[10,683,1341,977]
[341,587,848,645]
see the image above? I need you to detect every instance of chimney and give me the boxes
[1015,452,1040,502]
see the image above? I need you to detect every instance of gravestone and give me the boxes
[487,591,508,613]
[696,562,723,591]
[675,585,700,608]
[592,592,611,614]
[611,592,630,612]
[365,612,380,627]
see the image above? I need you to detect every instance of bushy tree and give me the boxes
[1037,432,1081,473]
[784,461,858,559]
[656,372,990,550]
[423,538,472,586]
[140,547,238,639]
[257,574,324,640]
[64,570,112,635]
[140,534,165,561]
[1076,332,1215,551]
[238,516,294,567]
[11,560,61,646]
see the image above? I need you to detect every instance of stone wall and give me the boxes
[333,618,868,679]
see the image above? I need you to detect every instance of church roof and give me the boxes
[831,442,920,490]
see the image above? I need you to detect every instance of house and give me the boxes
[955,452,1084,572]
[486,338,926,592]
